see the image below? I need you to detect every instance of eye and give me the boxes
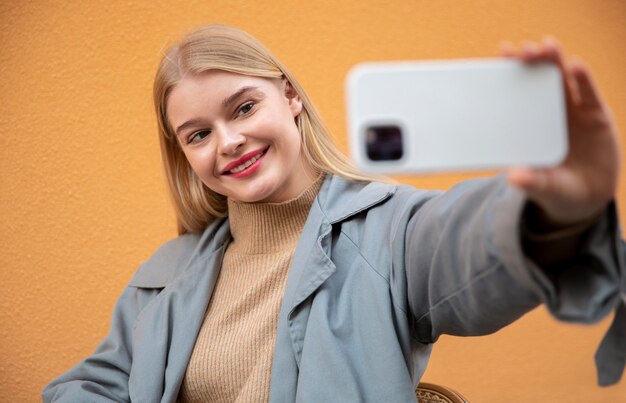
[236,101,255,117]
[187,130,211,144]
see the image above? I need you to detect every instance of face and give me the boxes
[167,70,317,203]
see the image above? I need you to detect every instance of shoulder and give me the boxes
[335,176,438,215]
[328,175,514,229]
[319,175,434,223]
[128,218,230,288]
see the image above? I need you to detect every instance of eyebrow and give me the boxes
[174,86,260,136]
[222,86,258,108]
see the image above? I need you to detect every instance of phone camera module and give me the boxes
[365,125,404,161]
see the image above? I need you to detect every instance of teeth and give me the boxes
[229,151,264,174]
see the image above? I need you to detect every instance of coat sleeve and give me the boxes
[401,176,623,342]
[41,284,161,402]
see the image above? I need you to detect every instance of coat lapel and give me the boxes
[128,221,231,402]
[286,175,395,310]
[281,175,396,318]
[269,175,395,402]
[268,195,333,402]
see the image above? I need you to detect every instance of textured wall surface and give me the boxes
[1,1,626,401]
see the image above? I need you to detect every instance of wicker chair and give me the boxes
[415,382,468,403]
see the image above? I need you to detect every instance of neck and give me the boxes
[226,175,324,254]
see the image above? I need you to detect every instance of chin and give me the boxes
[242,180,279,202]
[227,189,272,203]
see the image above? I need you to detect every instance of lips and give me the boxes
[222,147,269,175]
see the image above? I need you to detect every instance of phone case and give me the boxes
[345,59,568,173]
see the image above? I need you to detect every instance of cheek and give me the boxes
[284,123,303,152]
[184,147,218,178]
[268,114,300,145]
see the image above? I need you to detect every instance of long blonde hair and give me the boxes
[154,24,376,234]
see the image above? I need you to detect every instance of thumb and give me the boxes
[507,166,550,195]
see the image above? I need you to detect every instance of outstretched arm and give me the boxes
[503,38,625,386]
[405,38,624,387]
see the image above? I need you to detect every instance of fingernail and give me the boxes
[543,35,557,45]
[521,42,539,57]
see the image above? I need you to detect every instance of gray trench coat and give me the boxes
[43,175,625,402]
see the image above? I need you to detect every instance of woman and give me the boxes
[43,24,624,402]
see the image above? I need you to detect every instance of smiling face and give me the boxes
[167,70,318,203]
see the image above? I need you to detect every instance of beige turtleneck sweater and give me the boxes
[177,177,323,403]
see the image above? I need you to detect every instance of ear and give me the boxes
[284,80,303,117]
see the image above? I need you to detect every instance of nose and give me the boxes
[216,125,246,155]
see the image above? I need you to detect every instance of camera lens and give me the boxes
[365,125,404,161]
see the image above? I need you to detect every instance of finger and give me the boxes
[521,39,559,62]
[541,36,581,107]
[520,41,542,61]
[502,36,561,63]
[506,37,580,107]
[500,37,581,108]
[499,41,516,58]
[500,39,552,62]
[569,58,602,108]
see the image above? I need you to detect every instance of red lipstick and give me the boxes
[222,147,268,178]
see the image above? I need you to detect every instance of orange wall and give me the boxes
[2,1,625,401]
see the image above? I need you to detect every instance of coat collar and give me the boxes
[129,218,230,288]
[316,174,396,224]
[130,175,395,288]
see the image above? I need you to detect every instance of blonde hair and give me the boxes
[154,24,377,235]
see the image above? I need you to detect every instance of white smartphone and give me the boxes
[345,59,568,173]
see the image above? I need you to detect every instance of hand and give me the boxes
[501,37,621,228]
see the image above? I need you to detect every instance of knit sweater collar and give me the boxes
[226,176,324,254]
